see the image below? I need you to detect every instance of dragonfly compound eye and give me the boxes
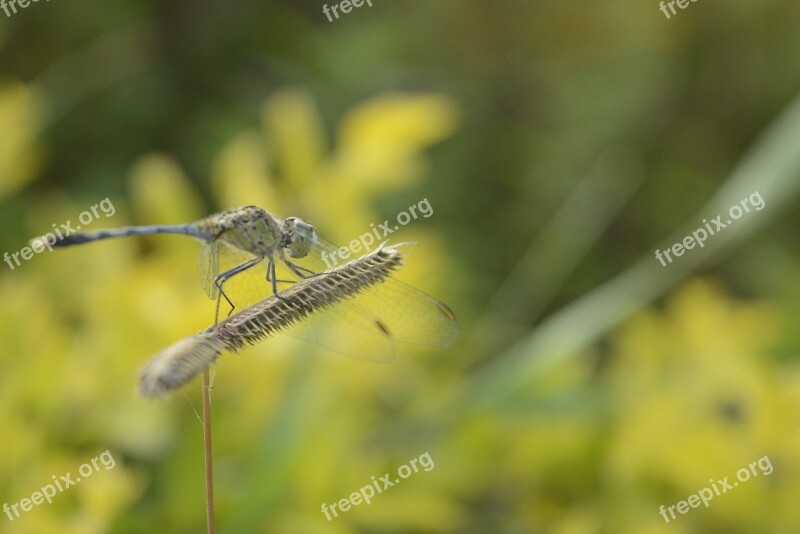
[285,217,315,258]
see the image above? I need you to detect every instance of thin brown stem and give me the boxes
[202,370,215,534]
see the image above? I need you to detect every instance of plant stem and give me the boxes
[202,370,216,534]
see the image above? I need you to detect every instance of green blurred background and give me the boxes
[2,1,800,532]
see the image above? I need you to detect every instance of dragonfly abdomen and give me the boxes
[49,224,209,247]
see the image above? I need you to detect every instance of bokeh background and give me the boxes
[2,1,800,533]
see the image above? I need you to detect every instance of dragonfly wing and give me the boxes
[277,228,459,349]
[287,307,397,362]
[228,259,394,362]
[343,274,459,348]
[197,241,220,300]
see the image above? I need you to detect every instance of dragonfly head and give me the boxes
[283,217,316,258]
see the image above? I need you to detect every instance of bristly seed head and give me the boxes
[139,243,406,397]
[139,334,227,398]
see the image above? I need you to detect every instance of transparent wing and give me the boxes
[197,241,220,299]
[276,223,459,349]
[272,262,398,363]
[283,307,397,362]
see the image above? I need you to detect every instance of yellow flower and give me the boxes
[0,81,45,200]
[605,279,799,530]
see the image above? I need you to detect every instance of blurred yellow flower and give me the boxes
[0,81,45,200]
[605,279,800,530]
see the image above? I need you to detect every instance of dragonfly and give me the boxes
[45,206,458,361]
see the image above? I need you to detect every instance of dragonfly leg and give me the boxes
[279,248,318,279]
[214,256,264,323]
[268,257,312,312]
[265,263,297,285]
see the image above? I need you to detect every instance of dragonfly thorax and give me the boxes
[213,206,283,256]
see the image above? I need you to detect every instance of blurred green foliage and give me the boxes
[2,1,800,533]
